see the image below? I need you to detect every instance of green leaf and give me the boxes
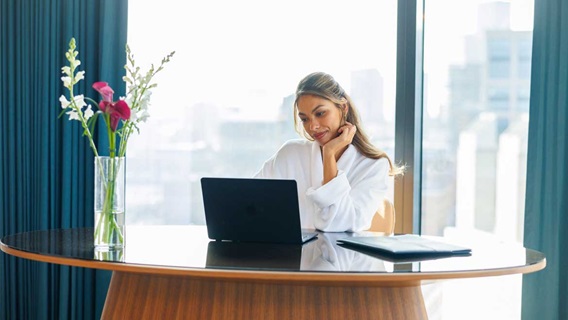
[57,108,67,119]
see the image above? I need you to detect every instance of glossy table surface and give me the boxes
[0,225,548,319]
[0,225,545,282]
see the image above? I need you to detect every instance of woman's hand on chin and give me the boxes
[322,122,357,160]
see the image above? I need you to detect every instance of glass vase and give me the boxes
[94,156,126,250]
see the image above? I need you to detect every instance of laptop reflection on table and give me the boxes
[205,241,307,271]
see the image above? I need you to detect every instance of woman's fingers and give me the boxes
[341,123,356,138]
[339,122,352,133]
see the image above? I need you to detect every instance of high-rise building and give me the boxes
[350,69,384,125]
[455,112,498,231]
[494,114,528,243]
[448,1,531,236]
[450,4,531,132]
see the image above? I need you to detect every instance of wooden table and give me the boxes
[0,226,545,320]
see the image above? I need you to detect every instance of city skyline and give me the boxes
[126,2,533,240]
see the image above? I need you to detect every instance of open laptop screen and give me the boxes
[201,177,317,244]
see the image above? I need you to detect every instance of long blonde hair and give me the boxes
[293,72,404,176]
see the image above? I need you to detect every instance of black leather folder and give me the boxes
[336,234,471,260]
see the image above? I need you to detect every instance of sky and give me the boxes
[126,0,533,122]
[128,0,397,120]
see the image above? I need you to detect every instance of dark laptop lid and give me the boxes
[201,177,312,244]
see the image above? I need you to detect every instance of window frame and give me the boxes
[394,0,424,234]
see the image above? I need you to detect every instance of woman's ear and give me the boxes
[343,103,349,118]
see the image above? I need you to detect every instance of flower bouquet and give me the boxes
[59,38,174,249]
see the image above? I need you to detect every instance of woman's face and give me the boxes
[297,94,344,146]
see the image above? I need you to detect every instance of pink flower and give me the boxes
[92,82,114,102]
[92,82,131,131]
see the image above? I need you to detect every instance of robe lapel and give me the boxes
[310,142,356,187]
[310,141,324,188]
[337,144,357,174]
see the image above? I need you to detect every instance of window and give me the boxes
[126,0,398,225]
[128,1,535,318]
[517,38,532,78]
[488,87,510,110]
[422,0,533,241]
[488,38,511,78]
[422,0,533,318]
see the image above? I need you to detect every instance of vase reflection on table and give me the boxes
[94,156,126,250]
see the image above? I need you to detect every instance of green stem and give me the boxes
[94,157,124,247]
[106,114,116,157]
[68,86,98,158]
[118,123,132,157]
[94,113,126,247]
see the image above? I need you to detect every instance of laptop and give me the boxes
[200,177,318,244]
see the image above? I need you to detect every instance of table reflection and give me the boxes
[0,225,545,275]
[204,232,389,272]
[94,248,124,262]
[300,232,389,272]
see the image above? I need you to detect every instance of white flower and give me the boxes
[140,102,149,114]
[84,105,94,120]
[124,97,133,107]
[61,76,72,87]
[140,90,152,103]
[73,95,87,109]
[59,95,70,109]
[66,110,80,121]
[137,110,150,122]
[74,71,85,83]
[58,38,174,164]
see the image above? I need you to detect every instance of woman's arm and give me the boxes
[306,122,387,232]
[306,157,389,232]
[321,122,357,184]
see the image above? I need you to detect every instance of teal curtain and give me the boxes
[522,0,568,319]
[0,0,127,319]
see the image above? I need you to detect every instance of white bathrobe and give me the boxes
[254,139,389,232]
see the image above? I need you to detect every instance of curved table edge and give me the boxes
[1,242,546,286]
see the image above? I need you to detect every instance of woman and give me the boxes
[255,72,402,232]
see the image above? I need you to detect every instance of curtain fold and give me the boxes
[0,0,127,319]
[522,0,568,319]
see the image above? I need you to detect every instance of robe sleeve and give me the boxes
[306,157,389,232]
[253,141,293,179]
[254,157,275,178]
